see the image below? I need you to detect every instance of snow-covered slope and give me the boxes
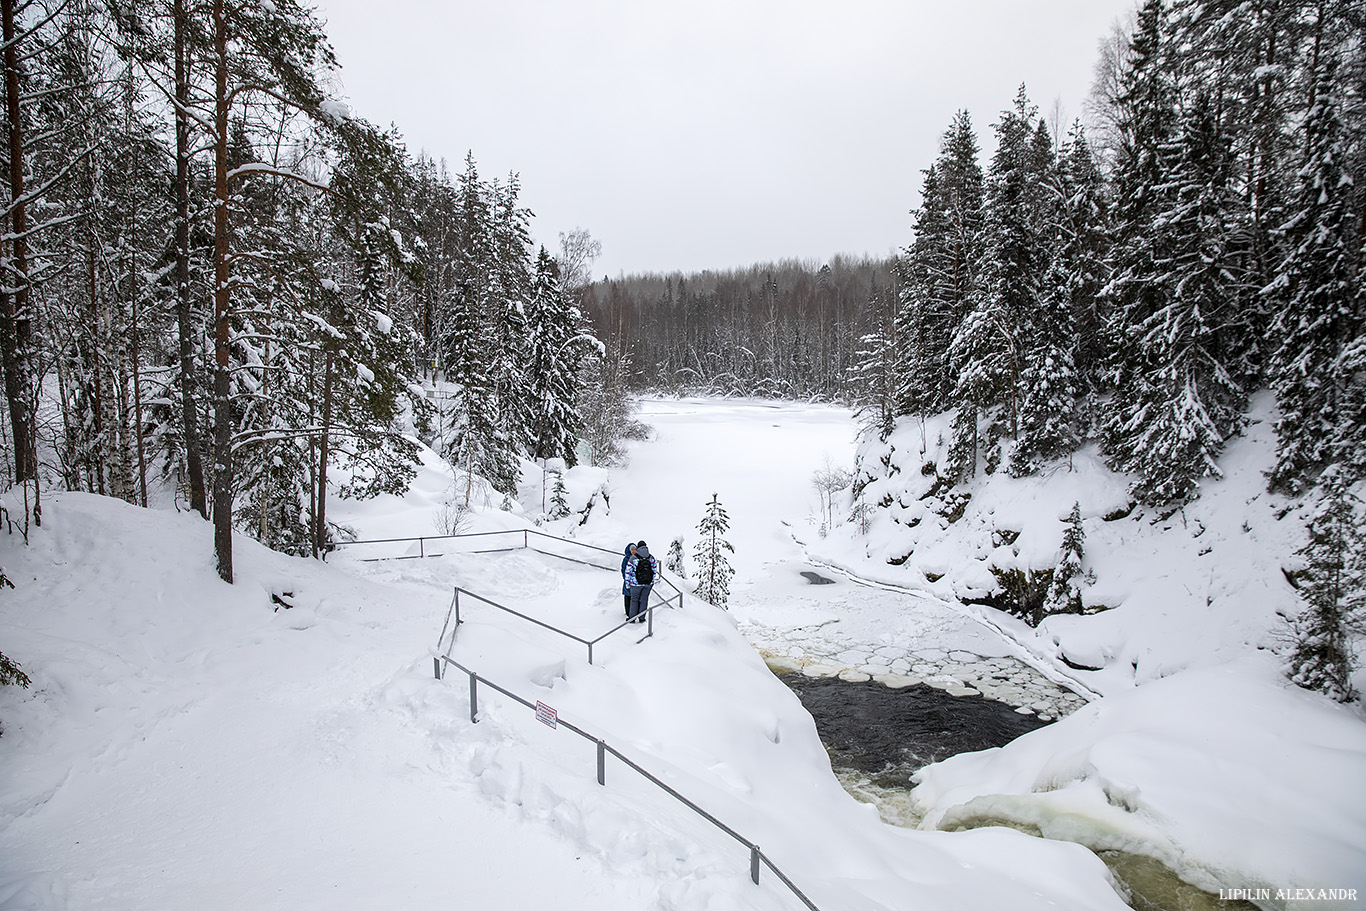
[0,490,1128,911]
[814,391,1321,696]
[3,395,1362,911]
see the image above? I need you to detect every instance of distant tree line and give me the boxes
[583,256,893,401]
[0,0,602,585]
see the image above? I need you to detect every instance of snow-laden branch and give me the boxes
[0,143,97,221]
[227,162,333,195]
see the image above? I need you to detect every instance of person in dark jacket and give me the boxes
[621,542,637,619]
[625,540,658,623]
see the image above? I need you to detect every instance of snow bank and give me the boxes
[911,657,1366,904]
[814,393,1310,695]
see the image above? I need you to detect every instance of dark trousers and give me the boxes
[623,591,631,616]
[628,584,652,621]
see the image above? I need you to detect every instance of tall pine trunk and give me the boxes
[1,0,35,487]
[211,0,233,582]
[175,0,207,518]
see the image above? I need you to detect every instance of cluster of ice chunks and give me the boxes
[747,628,1086,722]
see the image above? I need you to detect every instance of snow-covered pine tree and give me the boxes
[1045,502,1087,616]
[1287,469,1362,703]
[666,535,688,578]
[693,493,735,608]
[196,0,349,581]
[1266,59,1362,494]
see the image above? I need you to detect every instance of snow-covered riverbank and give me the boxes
[1,396,1361,910]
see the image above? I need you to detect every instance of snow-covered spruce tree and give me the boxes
[1113,94,1246,507]
[526,247,601,465]
[1266,59,1362,494]
[1100,0,1178,459]
[1045,502,1087,616]
[1047,122,1111,441]
[1287,470,1363,703]
[848,284,897,442]
[487,173,535,453]
[548,472,570,519]
[895,111,984,422]
[441,153,521,499]
[1101,1,1244,508]
[666,536,688,579]
[693,493,735,608]
[1010,116,1083,476]
[980,88,1052,458]
[1166,0,1307,380]
[227,122,424,558]
[948,89,1060,480]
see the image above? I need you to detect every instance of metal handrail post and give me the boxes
[597,740,606,785]
[469,673,479,723]
[751,845,761,885]
[587,640,594,665]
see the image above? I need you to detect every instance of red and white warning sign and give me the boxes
[535,701,558,729]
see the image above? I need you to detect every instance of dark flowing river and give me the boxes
[776,670,1051,789]
[774,670,1260,911]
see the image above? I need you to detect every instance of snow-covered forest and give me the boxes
[2,0,1366,908]
[0,0,620,596]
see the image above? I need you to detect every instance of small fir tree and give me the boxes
[666,536,688,578]
[693,493,736,608]
[549,472,571,519]
[1045,502,1087,616]
[1287,470,1362,703]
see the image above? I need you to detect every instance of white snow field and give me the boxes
[1,396,1363,910]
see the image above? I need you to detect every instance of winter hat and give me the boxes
[636,543,650,559]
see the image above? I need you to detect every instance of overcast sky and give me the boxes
[314,0,1135,279]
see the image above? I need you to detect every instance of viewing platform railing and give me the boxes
[336,526,820,908]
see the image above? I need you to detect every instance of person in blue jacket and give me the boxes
[620,542,636,619]
[625,540,658,623]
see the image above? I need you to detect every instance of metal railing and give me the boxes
[330,527,686,609]
[345,527,816,903]
[434,582,680,666]
[435,653,822,911]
